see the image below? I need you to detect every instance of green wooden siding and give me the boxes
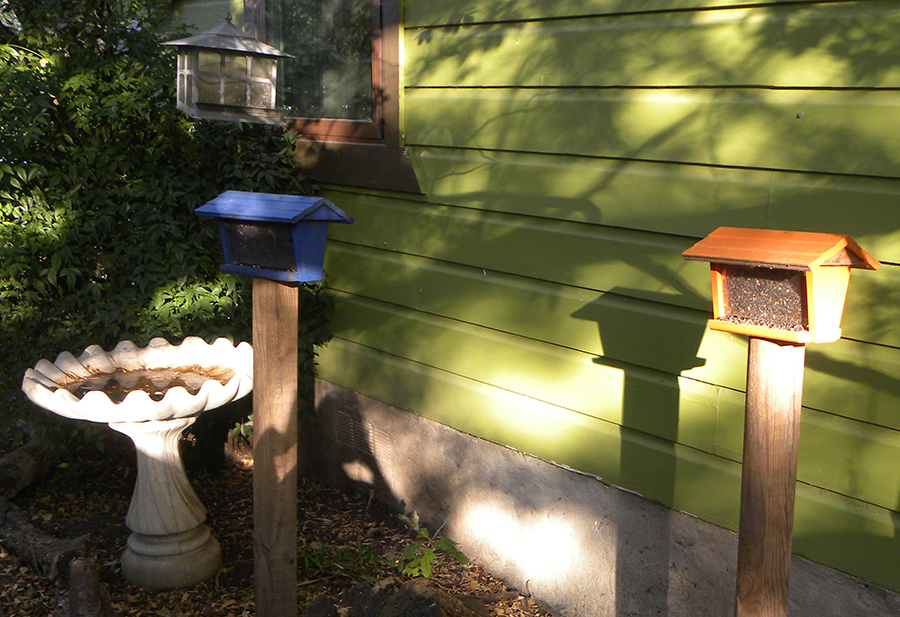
[322,235,900,511]
[405,2,900,89]
[404,88,900,178]
[412,148,900,265]
[312,0,900,593]
[405,0,840,27]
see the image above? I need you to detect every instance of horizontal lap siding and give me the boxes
[323,229,900,510]
[317,0,900,591]
[405,88,900,178]
[405,0,831,27]
[324,197,900,421]
[406,2,900,89]
[410,148,900,338]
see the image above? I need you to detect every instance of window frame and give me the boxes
[244,0,421,192]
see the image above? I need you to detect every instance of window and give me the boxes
[270,0,379,140]
[244,0,421,192]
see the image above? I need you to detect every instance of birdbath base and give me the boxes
[122,524,222,589]
[110,416,222,589]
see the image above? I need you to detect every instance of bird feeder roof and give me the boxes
[195,191,354,224]
[163,17,293,58]
[682,227,880,271]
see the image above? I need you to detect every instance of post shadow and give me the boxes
[299,384,404,514]
[573,288,707,616]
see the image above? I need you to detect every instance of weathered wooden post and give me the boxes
[196,190,352,617]
[683,227,879,617]
[252,276,299,614]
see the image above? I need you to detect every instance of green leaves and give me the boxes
[0,0,319,432]
[393,512,469,579]
[297,539,382,583]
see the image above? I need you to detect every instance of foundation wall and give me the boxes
[299,380,900,617]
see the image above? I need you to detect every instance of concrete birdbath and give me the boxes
[21,336,253,589]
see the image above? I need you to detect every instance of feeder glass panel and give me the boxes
[224,77,245,106]
[196,52,219,104]
[223,54,246,75]
[721,265,808,331]
[224,221,297,272]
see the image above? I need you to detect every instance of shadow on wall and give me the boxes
[573,288,708,617]
[301,379,740,617]
[299,385,404,514]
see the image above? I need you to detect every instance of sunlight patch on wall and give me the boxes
[613,89,703,146]
[765,48,848,86]
[459,497,586,583]
[342,461,376,485]
[481,363,626,443]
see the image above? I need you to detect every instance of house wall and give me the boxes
[312,0,900,603]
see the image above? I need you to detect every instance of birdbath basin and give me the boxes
[22,336,253,589]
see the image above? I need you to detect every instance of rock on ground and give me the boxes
[305,579,490,617]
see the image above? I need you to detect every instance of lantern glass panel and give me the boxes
[224,79,246,106]
[248,82,273,108]
[250,57,274,79]
[223,54,247,76]
[199,51,219,73]
[197,74,219,105]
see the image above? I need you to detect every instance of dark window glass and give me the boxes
[268,0,374,121]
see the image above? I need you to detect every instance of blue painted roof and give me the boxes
[195,190,353,224]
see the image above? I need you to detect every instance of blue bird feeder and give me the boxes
[195,190,353,283]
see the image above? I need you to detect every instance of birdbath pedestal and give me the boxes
[22,337,253,589]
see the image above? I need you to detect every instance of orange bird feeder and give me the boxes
[683,227,878,617]
[682,226,879,344]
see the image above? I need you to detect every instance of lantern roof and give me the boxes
[163,15,293,58]
[682,226,880,271]
[195,191,354,224]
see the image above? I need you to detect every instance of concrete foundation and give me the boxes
[300,380,900,617]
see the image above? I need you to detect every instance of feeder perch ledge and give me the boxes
[682,226,879,344]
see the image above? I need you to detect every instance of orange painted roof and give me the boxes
[682,227,880,271]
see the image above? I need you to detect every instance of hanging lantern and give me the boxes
[163,15,293,124]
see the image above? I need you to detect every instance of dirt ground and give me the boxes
[0,436,559,617]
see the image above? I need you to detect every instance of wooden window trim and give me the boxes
[245,0,421,193]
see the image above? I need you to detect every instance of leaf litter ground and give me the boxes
[0,439,558,617]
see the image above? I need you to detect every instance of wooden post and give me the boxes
[252,277,299,617]
[735,337,805,617]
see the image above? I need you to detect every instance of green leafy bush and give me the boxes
[0,0,323,438]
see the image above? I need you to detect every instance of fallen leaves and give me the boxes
[0,444,557,617]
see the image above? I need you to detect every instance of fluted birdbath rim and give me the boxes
[22,336,253,424]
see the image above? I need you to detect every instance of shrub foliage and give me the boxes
[0,0,326,432]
